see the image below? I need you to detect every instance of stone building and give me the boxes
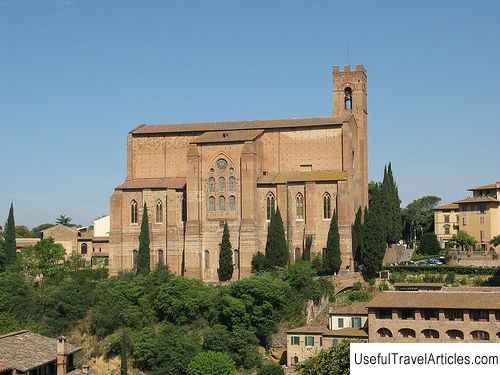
[367,291,500,343]
[433,203,459,248]
[109,65,368,281]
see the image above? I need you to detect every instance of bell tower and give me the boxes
[332,64,368,209]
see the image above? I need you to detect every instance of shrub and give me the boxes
[187,351,236,375]
[418,233,440,255]
[445,272,455,284]
[258,363,284,375]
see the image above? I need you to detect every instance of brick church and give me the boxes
[109,65,368,281]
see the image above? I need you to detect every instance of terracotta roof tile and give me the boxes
[257,171,347,184]
[468,182,500,191]
[433,203,459,210]
[0,331,81,372]
[286,326,327,334]
[115,177,186,190]
[366,291,500,309]
[131,116,350,135]
[323,328,368,338]
[453,196,499,204]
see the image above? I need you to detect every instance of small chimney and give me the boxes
[82,365,90,375]
[57,336,67,375]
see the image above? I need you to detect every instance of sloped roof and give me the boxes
[131,116,350,135]
[115,177,186,190]
[453,196,499,204]
[0,331,81,372]
[286,326,327,334]
[323,327,368,338]
[433,203,459,210]
[257,171,347,184]
[366,291,500,309]
[192,129,264,144]
[468,182,500,191]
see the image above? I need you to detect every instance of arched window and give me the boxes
[181,194,187,222]
[471,330,489,341]
[344,87,352,110]
[422,329,439,339]
[229,195,236,211]
[131,200,138,224]
[444,224,450,235]
[155,200,163,223]
[132,250,138,270]
[233,249,240,270]
[446,330,464,340]
[81,243,88,255]
[204,250,210,269]
[157,249,164,265]
[377,328,393,338]
[292,356,299,365]
[398,329,416,338]
[323,193,331,219]
[219,177,226,192]
[208,177,215,192]
[296,193,304,220]
[219,196,225,211]
[208,196,215,212]
[295,247,301,262]
[229,176,236,191]
[266,193,275,220]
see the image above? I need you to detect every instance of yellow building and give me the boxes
[433,203,459,248]
[453,182,500,252]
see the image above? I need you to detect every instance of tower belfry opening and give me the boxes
[344,87,353,110]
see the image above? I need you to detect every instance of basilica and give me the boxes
[109,65,368,281]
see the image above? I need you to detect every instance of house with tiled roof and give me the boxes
[434,182,500,254]
[367,290,500,343]
[0,331,81,375]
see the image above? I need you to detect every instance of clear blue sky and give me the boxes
[1,0,499,228]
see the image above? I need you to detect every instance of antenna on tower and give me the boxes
[347,46,350,65]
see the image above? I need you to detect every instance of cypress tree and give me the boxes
[352,207,363,265]
[381,163,402,244]
[137,202,151,275]
[120,329,129,375]
[323,210,341,274]
[303,235,313,261]
[265,207,288,267]
[4,202,17,266]
[361,184,387,279]
[217,222,234,281]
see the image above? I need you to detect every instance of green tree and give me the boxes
[418,232,441,255]
[120,329,129,375]
[137,203,151,275]
[55,214,72,226]
[218,222,234,281]
[151,323,200,375]
[19,238,66,281]
[449,231,476,252]
[402,196,441,243]
[380,163,402,244]
[187,351,236,375]
[352,207,363,266]
[15,225,33,238]
[265,207,288,268]
[251,252,271,273]
[297,339,351,375]
[323,210,341,274]
[4,203,17,266]
[361,183,386,279]
[0,238,5,272]
[490,235,500,247]
[257,363,284,375]
[302,235,313,261]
